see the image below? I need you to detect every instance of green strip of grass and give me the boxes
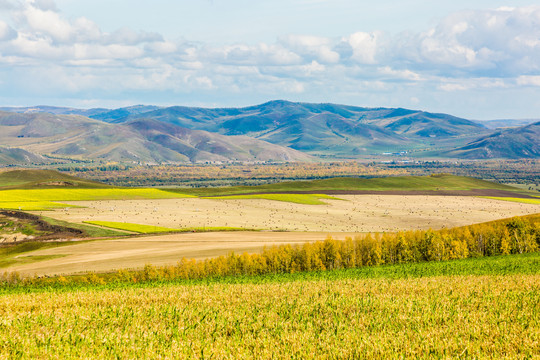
[205,193,341,205]
[0,254,66,269]
[480,196,540,205]
[2,252,539,294]
[41,216,129,237]
[84,221,256,234]
[83,221,180,234]
[0,241,77,269]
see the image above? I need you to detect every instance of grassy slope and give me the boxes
[41,217,129,237]
[0,242,84,269]
[0,253,538,358]
[168,174,517,196]
[0,169,109,189]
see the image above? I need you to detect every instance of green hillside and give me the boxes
[0,170,109,189]
[170,174,517,196]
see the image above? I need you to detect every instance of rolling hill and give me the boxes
[446,121,540,159]
[0,169,108,189]
[1,101,537,161]
[113,100,489,155]
[475,118,540,129]
[0,105,160,119]
[172,174,520,196]
[0,146,49,165]
[0,111,311,164]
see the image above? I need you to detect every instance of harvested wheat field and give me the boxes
[35,195,539,233]
[5,231,358,276]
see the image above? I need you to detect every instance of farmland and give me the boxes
[0,254,539,358]
[0,171,538,276]
[0,169,539,358]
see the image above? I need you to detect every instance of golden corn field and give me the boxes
[0,272,538,359]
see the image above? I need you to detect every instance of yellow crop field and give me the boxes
[0,201,79,211]
[0,273,537,358]
[0,188,194,212]
[0,188,193,203]
[481,196,540,205]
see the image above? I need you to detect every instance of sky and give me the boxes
[0,0,540,119]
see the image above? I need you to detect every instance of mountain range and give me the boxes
[0,101,538,164]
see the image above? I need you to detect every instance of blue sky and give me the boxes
[1,0,540,119]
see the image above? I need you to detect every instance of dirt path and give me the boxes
[6,231,357,276]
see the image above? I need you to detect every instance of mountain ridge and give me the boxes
[446,121,540,159]
[0,111,312,164]
[0,101,537,162]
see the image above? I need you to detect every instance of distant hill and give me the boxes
[113,100,489,156]
[0,169,108,189]
[0,105,160,119]
[0,105,108,118]
[1,100,538,160]
[0,146,49,165]
[475,118,540,129]
[0,111,311,164]
[446,121,540,159]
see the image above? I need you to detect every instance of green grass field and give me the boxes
[170,174,518,196]
[84,221,181,234]
[0,253,538,358]
[205,193,341,205]
[0,241,79,269]
[0,169,108,189]
[40,217,129,237]
[84,221,253,234]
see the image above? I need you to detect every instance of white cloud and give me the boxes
[401,6,540,75]
[347,31,381,64]
[516,75,540,87]
[22,4,74,42]
[0,20,17,41]
[438,78,508,92]
[279,34,340,63]
[30,0,57,11]
[0,1,540,117]
[378,66,422,81]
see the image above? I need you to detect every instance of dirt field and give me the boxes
[6,231,358,276]
[35,195,540,233]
